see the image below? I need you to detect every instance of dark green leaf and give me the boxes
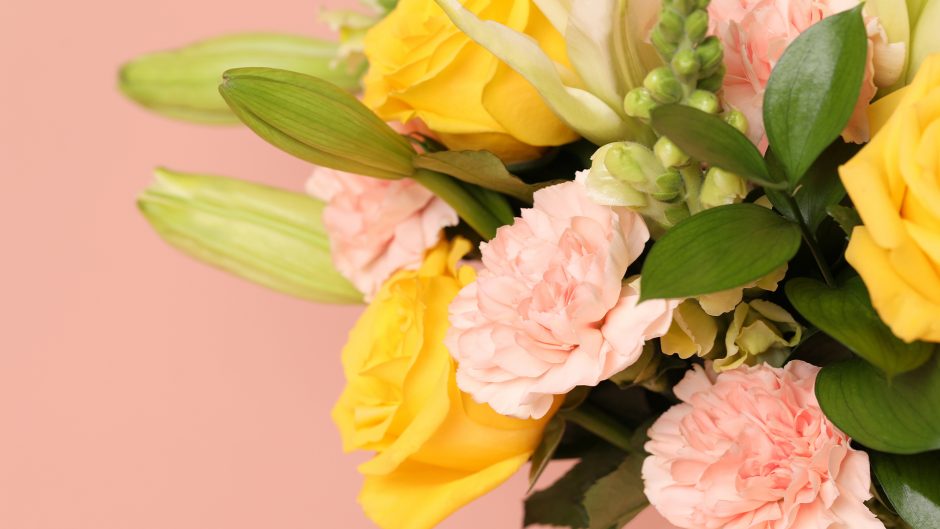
[524,445,625,528]
[220,67,415,179]
[816,354,940,454]
[787,276,935,377]
[529,416,566,492]
[640,204,802,300]
[582,453,648,529]
[414,150,562,203]
[871,451,940,529]
[650,105,780,187]
[828,204,862,236]
[763,6,868,186]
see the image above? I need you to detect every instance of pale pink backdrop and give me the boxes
[1,1,676,528]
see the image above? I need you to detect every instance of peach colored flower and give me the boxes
[306,169,457,301]
[643,361,883,529]
[446,181,676,420]
[709,0,905,150]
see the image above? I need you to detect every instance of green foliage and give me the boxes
[762,6,868,186]
[414,150,562,203]
[872,451,940,529]
[529,416,566,491]
[816,354,940,454]
[640,204,801,300]
[787,277,935,377]
[582,453,648,529]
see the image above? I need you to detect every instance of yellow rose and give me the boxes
[333,237,556,529]
[361,0,578,162]
[841,54,940,343]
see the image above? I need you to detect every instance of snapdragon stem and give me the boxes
[412,168,504,240]
[561,402,634,452]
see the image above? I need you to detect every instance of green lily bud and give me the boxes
[671,49,701,77]
[138,168,362,304]
[119,33,363,125]
[654,136,691,168]
[685,9,710,44]
[220,67,416,180]
[697,63,727,92]
[624,87,658,120]
[651,27,680,58]
[644,67,684,103]
[713,300,802,372]
[658,10,685,43]
[686,89,720,114]
[695,36,725,74]
[700,167,748,209]
[724,109,750,135]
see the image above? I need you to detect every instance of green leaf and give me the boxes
[787,276,935,377]
[582,453,648,529]
[816,354,940,454]
[413,150,561,203]
[871,451,940,529]
[529,416,566,492]
[640,203,802,300]
[828,204,862,236]
[119,33,363,124]
[650,104,780,187]
[524,445,626,528]
[138,168,362,304]
[763,6,868,186]
[219,67,416,179]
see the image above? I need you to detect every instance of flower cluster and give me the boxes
[124,0,940,528]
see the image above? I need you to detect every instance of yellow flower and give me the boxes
[333,237,556,529]
[840,54,940,343]
[361,0,578,162]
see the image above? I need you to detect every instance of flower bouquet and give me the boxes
[119,0,940,528]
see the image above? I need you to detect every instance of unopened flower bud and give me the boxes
[624,87,657,119]
[645,67,684,103]
[697,63,726,92]
[658,10,685,43]
[653,169,684,202]
[695,36,724,74]
[604,143,664,187]
[700,167,748,209]
[695,0,711,9]
[651,27,680,59]
[654,136,691,168]
[580,143,650,208]
[672,49,700,77]
[724,109,749,135]
[686,89,720,114]
[685,9,709,44]
[666,0,695,15]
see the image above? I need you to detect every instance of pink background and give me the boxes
[1,0,676,528]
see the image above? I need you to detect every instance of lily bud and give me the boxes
[138,168,363,304]
[624,87,658,120]
[654,136,691,168]
[220,67,416,179]
[645,67,684,103]
[686,89,720,114]
[119,33,363,124]
[695,36,725,75]
[700,167,748,209]
[713,300,802,372]
[685,9,709,44]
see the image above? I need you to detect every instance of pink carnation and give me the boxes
[306,169,457,300]
[643,361,883,529]
[709,0,905,150]
[446,181,676,420]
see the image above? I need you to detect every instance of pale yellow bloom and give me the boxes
[713,300,802,372]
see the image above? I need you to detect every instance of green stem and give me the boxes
[680,165,703,214]
[412,169,502,240]
[561,402,634,452]
[783,194,836,286]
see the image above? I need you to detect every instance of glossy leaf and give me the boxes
[787,276,935,377]
[871,451,940,529]
[651,105,779,187]
[816,354,940,454]
[582,453,647,529]
[529,416,566,492]
[640,204,801,300]
[763,6,868,186]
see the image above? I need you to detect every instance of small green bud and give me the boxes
[724,109,750,135]
[644,67,684,104]
[700,167,748,209]
[685,9,709,44]
[604,143,665,187]
[653,169,684,202]
[624,88,658,120]
[654,136,691,168]
[672,49,700,77]
[696,36,725,74]
[666,0,696,15]
[658,10,685,43]
[686,89,720,114]
[138,168,363,303]
[651,27,680,58]
[582,143,650,208]
[697,63,727,92]
[695,0,711,8]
